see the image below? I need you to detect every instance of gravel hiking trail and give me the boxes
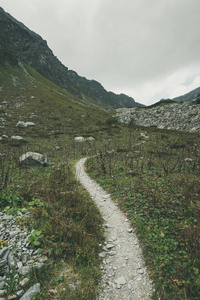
[76,157,154,300]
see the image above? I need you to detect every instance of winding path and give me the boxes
[76,158,153,300]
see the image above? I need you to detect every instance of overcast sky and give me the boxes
[1,0,200,105]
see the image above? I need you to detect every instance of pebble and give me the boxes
[0,211,48,298]
[115,276,126,285]
[106,244,115,249]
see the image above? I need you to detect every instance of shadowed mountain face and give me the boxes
[170,86,200,103]
[0,7,144,109]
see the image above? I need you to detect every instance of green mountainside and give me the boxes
[0,63,112,140]
[0,7,144,109]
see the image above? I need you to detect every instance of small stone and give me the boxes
[115,276,126,285]
[127,228,133,233]
[16,290,24,297]
[18,266,31,275]
[108,251,116,256]
[0,260,6,267]
[9,230,20,238]
[39,256,48,263]
[105,224,111,228]
[99,252,107,258]
[17,262,23,269]
[137,268,144,274]
[19,278,29,286]
[106,244,115,249]
[103,195,110,200]
[8,295,17,299]
[3,215,13,221]
[116,284,121,289]
[33,262,43,268]
[8,253,16,268]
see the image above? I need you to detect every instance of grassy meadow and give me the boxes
[86,125,200,299]
[0,64,200,299]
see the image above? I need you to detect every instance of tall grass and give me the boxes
[0,137,104,298]
[87,126,200,299]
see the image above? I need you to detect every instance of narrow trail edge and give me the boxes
[76,157,154,300]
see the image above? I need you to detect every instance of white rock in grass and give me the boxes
[86,137,95,141]
[16,121,26,128]
[16,121,35,128]
[11,136,25,141]
[25,122,35,127]
[19,152,50,167]
[75,137,85,142]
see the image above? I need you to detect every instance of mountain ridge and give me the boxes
[0,7,143,109]
[159,86,200,104]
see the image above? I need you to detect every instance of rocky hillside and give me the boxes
[116,97,200,132]
[0,7,143,109]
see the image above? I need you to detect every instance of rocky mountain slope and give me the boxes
[0,7,143,109]
[116,97,200,132]
[161,86,200,103]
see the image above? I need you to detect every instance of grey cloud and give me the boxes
[1,0,200,104]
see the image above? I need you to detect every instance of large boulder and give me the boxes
[19,152,50,167]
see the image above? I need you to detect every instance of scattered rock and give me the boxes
[0,212,47,298]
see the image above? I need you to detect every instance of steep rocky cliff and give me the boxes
[0,7,143,109]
